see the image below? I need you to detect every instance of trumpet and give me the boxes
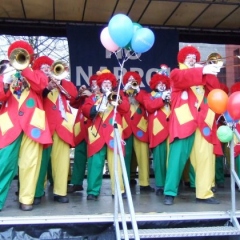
[76,86,92,99]
[107,91,122,104]
[50,60,69,80]
[9,48,31,70]
[49,78,72,99]
[131,80,139,89]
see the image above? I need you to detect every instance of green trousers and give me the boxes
[35,146,52,198]
[164,134,195,196]
[0,133,23,209]
[124,135,133,181]
[87,146,107,196]
[152,140,167,188]
[70,140,87,185]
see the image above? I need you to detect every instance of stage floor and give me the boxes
[0,176,240,225]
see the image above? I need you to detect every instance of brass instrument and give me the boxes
[206,52,223,67]
[49,61,71,98]
[131,80,139,89]
[50,60,69,80]
[107,91,122,104]
[76,86,92,99]
[9,48,31,70]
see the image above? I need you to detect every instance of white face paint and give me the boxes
[90,79,99,93]
[101,80,112,93]
[156,82,166,92]
[181,91,188,100]
[184,54,197,68]
[40,64,51,77]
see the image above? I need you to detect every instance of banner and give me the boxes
[67,25,179,90]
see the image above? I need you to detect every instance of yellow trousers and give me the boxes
[107,148,125,194]
[19,134,43,204]
[51,132,70,196]
[190,129,215,199]
[133,137,150,186]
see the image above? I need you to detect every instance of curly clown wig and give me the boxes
[32,56,54,70]
[149,73,170,90]
[123,71,142,85]
[177,46,201,63]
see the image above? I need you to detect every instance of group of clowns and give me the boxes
[0,40,239,212]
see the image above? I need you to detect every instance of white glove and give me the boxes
[110,101,118,107]
[96,104,107,113]
[123,82,132,91]
[162,91,170,100]
[135,85,140,93]
[3,65,16,84]
[104,89,111,98]
[203,64,221,75]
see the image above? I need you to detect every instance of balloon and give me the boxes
[125,23,142,50]
[217,125,233,143]
[131,28,155,53]
[100,27,119,52]
[207,89,228,114]
[108,14,133,47]
[227,91,240,120]
[223,111,238,123]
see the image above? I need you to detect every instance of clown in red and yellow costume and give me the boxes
[0,41,52,211]
[82,70,130,200]
[143,71,171,195]
[32,56,78,204]
[122,71,154,192]
[163,46,223,205]
[67,74,100,193]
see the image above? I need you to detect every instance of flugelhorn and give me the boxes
[50,60,69,80]
[9,48,31,70]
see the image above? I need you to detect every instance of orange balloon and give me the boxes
[207,89,228,114]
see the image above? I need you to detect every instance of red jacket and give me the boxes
[43,79,77,147]
[122,90,149,143]
[144,91,170,148]
[82,92,130,157]
[169,67,222,155]
[0,68,52,148]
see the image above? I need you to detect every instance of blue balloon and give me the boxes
[131,28,155,53]
[108,14,133,48]
[223,111,238,123]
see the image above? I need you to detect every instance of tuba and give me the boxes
[50,60,69,80]
[9,48,31,70]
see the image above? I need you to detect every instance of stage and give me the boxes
[0,176,240,239]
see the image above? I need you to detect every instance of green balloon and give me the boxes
[124,22,142,50]
[217,125,233,143]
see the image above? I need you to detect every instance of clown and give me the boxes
[0,41,52,211]
[163,46,223,205]
[143,70,171,195]
[68,74,100,193]
[122,71,154,192]
[32,55,78,205]
[82,70,130,200]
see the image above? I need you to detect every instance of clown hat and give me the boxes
[96,69,117,88]
[149,73,170,90]
[177,46,200,64]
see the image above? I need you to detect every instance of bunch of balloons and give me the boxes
[207,88,240,142]
[100,14,155,54]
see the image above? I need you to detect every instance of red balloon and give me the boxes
[207,89,228,114]
[227,91,240,120]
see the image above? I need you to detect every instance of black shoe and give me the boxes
[164,195,174,205]
[196,197,220,204]
[19,203,33,211]
[33,197,41,205]
[211,187,217,193]
[53,195,69,203]
[87,194,98,201]
[130,179,137,185]
[140,186,155,192]
[156,188,164,196]
[67,184,83,193]
[112,192,127,199]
